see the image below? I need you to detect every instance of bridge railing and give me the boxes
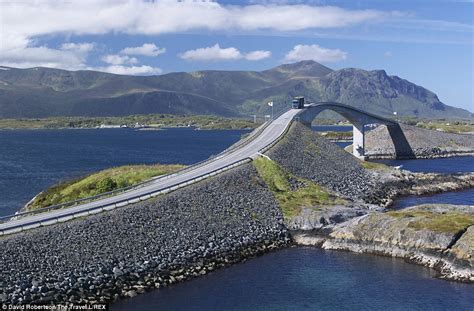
[0,123,272,223]
[306,102,398,126]
[0,157,253,234]
[259,122,293,154]
[0,108,293,225]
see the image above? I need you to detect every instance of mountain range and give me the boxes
[0,61,471,119]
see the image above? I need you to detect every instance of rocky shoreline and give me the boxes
[292,204,473,282]
[381,171,474,208]
[365,151,474,160]
[266,122,473,283]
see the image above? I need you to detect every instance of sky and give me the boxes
[1,0,473,111]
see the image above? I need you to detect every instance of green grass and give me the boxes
[414,121,474,134]
[0,114,260,130]
[28,163,185,210]
[253,157,345,218]
[387,210,474,233]
[320,131,352,140]
[360,160,391,172]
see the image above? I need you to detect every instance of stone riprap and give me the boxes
[266,121,406,204]
[365,124,474,158]
[0,164,290,305]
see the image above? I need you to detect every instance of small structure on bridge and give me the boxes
[295,102,414,159]
[291,97,305,109]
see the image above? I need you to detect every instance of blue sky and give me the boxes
[1,0,472,111]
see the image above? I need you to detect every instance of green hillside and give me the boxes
[0,61,471,119]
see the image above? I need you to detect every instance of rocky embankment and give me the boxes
[365,123,474,159]
[267,122,387,203]
[0,164,290,305]
[267,122,473,282]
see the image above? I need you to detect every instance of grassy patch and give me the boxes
[320,131,352,140]
[387,210,474,233]
[415,121,474,134]
[29,163,184,210]
[360,160,391,171]
[253,157,344,218]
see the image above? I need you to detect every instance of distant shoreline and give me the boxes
[0,126,254,131]
[0,114,262,131]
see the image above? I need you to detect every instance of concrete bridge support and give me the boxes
[296,102,414,159]
[352,123,365,159]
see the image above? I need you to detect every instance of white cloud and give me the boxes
[0,38,161,76]
[1,1,388,45]
[3,1,462,71]
[120,43,166,57]
[0,0,468,64]
[60,42,95,53]
[180,44,271,61]
[180,44,242,61]
[0,42,95,70]
[245,50,272,60]
[384,51,393,58]
[101,54,138,65]
[96,65,162,75]
[284,44,347,63]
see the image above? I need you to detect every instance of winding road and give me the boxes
[0,108,301,235]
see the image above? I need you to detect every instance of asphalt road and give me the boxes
[0,108,301,234]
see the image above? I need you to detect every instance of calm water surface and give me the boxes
[111,248,473,311]
[312,125,352,132]
[392,188,474,209]
[376,156,474,208]
[0,128,247,216]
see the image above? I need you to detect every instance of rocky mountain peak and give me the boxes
[265,60,333,79]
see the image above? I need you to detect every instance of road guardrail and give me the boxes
[0,107,293,234]
[0,158,252,235]
[0,119,273,223]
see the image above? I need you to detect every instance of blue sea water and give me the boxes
[376,156,474,209]
[0,127,472,310]
[311,125,352,132]
[392,188,474,209]
[0,128,247,216]
[111,248,473,311]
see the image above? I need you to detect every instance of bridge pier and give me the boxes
[296,102,414,160]
[352,123,365,159]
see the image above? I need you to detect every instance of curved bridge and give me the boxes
[0,102,412,235]
[297,102,414,159]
